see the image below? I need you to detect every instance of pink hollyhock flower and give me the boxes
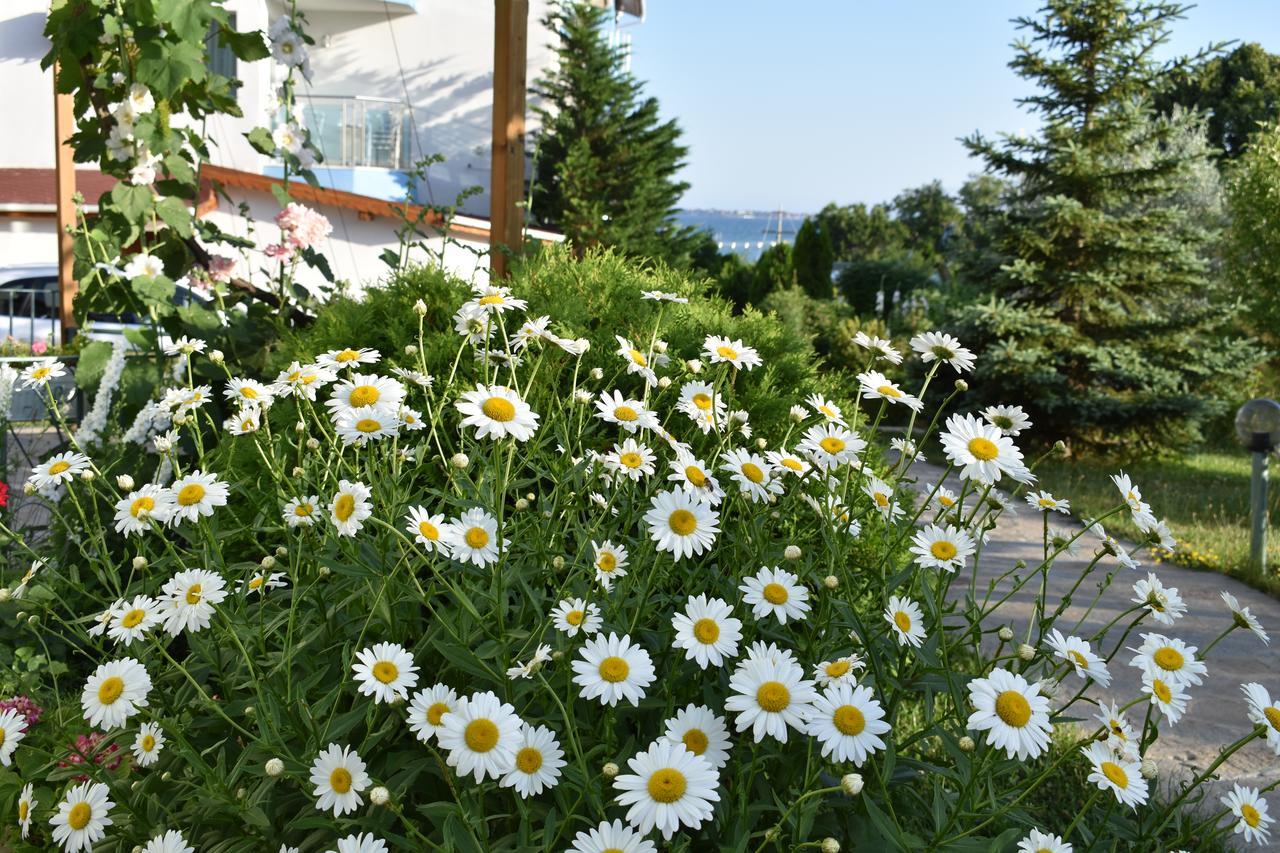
[207,254,236,283]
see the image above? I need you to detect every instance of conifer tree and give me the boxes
[531,2,695,263]
[792,218,834,299]
[959,0,1261,451]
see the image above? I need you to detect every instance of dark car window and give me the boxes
[0,276,58,318]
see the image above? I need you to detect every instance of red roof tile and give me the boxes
[0,168,116,206]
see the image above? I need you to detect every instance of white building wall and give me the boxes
[0,1,54,169]
[0,216,58,267]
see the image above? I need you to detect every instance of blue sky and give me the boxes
[622,1,1280,212]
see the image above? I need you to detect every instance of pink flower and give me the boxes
[31,340,48,355]
[264,243,294,260]
[0,695,43,727]
[275,202,332,251]
[207,254,236,283]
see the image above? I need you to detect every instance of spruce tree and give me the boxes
[792,218,834,299]
[960,0,1262,451]
[531,2,695,263]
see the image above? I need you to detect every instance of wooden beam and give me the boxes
[490,0,528,280]
[53,63,77,341]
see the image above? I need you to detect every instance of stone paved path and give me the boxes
[903,460,1280,848]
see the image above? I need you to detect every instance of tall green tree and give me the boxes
[791,218,834,299]
[531,2,695,262]
[892,181,962,275]
[960,0,1261,451]
[814,202,907,261]
[1225,119,1280,341]
[1157,43,1280,159]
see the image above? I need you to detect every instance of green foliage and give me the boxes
[791,218,835,300]
[891,181,962,276]
[752,242,794,304]
[836,258,932,318]
[759,286,857,366]
[959,0,1263,451]
[815,202,908,262]
[1225,120,1280,342]
[1157,42,1280,159]
[531,2,695,264]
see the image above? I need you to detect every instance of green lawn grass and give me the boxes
[1035,447,1280,593]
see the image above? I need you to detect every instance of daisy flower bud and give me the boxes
[755,438,767,450]
[209,349,224,365]
[551,650,564,661]
[276,546,288,557]
[515,498,529,511]
[525,493,536,502]
[841,773,863,796]
[161,772,171,782]
[260,555,276,569]
[1014,559,1027,569]
[245,706,255,716]
[318,566,331,577]
[370,786,390,806]
[295,421,306,433]
[22,483,35,496]
[0,589,9,603]
[686,358,702,373]
[116,474,135,490]
[14,611,25,621]
[954,379,968,391]
[542,510,553,519]
[1017,643,1035,661]
[292,466,305,477]
[959,736,975,752]
[822,839,841,853]
[602,762,619,778]
[132,556,148,570]
[404,344,418,356]
[80,469,95,481]
[236,788,246,799]
[265,758,284,777]
[26,614,37,625]
[823,575,838,589]
[552,556,565,570]
[589,368,604,381]
[1140,759,1157,779]
[450,452,469,469]
[413,299,428,316]
[653,340,668,354]
[657,376,672,389]
[1054,440,1068,455]
[574,389,592,404]
[998,626,1014,642]
[784,545,802,561]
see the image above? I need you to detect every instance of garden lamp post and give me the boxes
[1234,398,1280,575]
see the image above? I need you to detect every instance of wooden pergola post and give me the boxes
[53,62,77,340]
[490,0,528,280]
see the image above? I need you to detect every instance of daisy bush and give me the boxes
[0,253,1277,852]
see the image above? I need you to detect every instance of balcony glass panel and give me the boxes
[288,95,412,170]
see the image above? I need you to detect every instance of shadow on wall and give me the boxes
[0,13,48,65]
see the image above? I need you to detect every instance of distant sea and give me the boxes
[676,209,811,262]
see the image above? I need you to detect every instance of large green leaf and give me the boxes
[136,39,206,99]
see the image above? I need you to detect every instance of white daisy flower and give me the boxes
[500,724,565,798]
[744,640,800,668]
[1025,490,1070,514]
[720,447,782,502]
[891,437,925,463]
[407,684,458,744]
[643,489,720,560]
[1111,471,1157,529]
[113,485,176,535]
[572,632,655,707]
[1222,590,1270,644]
[852,331,902,364]
[273,361,336,400]
[17,782,34,839]
[239,571,287,596]
[455,383,540,441]
[20,357,67,389]
[81,656,151,730]
[334,404,400,446]
[437,690,524,782]
[813,653,865,687]
[595,390,658,433]
[703,334,762,370]
[327,834,388,853]
[132,722,165,767]
[1130,573,1186,625]
[29,451,90,490]
[404,506,448,552]
[613,739,720,840]
[588,539,630,589]
[797,423,865,470]
[506,643,553,681]
[224,407,262,435]
[1223,784,1274,845]
[641,289,687,303]
[169,470,229,524]
[352,642,419,704]
[106,594,162,646]
[326,373,406,416]
[329,480,373,537]
[663,704,732,770]
[223,377,274,409]
[740,566,810,624]
[857,370,922,412]
[966,667,1052,760]
[981,404,1032,436]
[940,413,1028,485]
[1142,672,1189,724]
[1128,633,1206,688]
[309,743,370,817]
[1095,701,1138,759]
[807,682,892,765]
[604,438,656,481]
[283,495,321,528]
[930,484,961,512]
[766,449,811,477]
[318,347,381,370]
[671,594,742,669]
[566,819,657,853]
[615,335,658,385]
[1242,682,1280,755]
[552,598,602,637]
[885,595,926,647]
[1016,828,1072,853]
[159,568,227,636]
[1045,629,1110,686]
[469,282,527,313]
[805,393,846,425]
[909,523,976,572]
[446,507,504,567]
[666,457,724,505]
[724,653,817,743]
[863,475,904,521]
[910,330,975,372]
[0,708,27,766]
[49,781,113,852]
[1082,741,1147,809]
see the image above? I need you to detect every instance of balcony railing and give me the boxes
[292,95,413,170]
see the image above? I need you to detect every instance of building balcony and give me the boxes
[291,0,416,14]
[294,95,414,171]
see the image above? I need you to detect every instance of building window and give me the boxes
[206,14,237,81]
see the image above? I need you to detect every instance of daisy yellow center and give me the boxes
[177,483,206,506]
[482,397,516,422]
[874,492,890,507]
[334,495,356,522]
[598,656,630,683]
[18,800,28,821]
[1068,650,1089,669]
[1264,706,1280,731]
[349,385,380,407]
[614,405,637,421]
[716,345,738,360]
[668,509,697,536]
[939,495,955,507]
[1110,720,1127,738]
[335,349,359,362]
[597,553,617,572]
[1152,647,1184,672]
[295,503,314,517]
[566,609,585,626]
[372,661,399,684]
[67,801,92,830]
[1152,678,1173,703]
[833,704,866,736]
[629,349,647,366]
[249,576,264,589]
[685,466,707,487]
[930,541,958,560]
[619,452,644,469]
[1100,761,1128,789]
[602,849,624,853]
[762,582,789,605]
[876,384,902,398]
[479,294,505,305]
[740,462,764,483]
[1242,803,1262,828]
[464,719,499,752]
[0,730,4,746]
[31,367,50,380]
[781,457,803,471]
[121,608,146,628]
[464,527,489,549]
[967,437,999,461]
[894,610,912,632]
[692,393,713,410]
[819,405,836,417]
[185,584,203,605]
[693,617,720,644]
[819,436,845,454]
[329,767,352,793]
[141,734,156,751]
[419,521,439,540]
[130,496,155,517]
[682,728,709,755]
[98,675,125,705]
[1038,498,1056,508]
[355,419,382,433]
[48,460,71,475]
[994,690,1031,727]
[516,746,543,773]
[756,681,791,712]
[825,660,851,678]
[426,702,449,726]
[240,386,259,400]
[646,768,687,804]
